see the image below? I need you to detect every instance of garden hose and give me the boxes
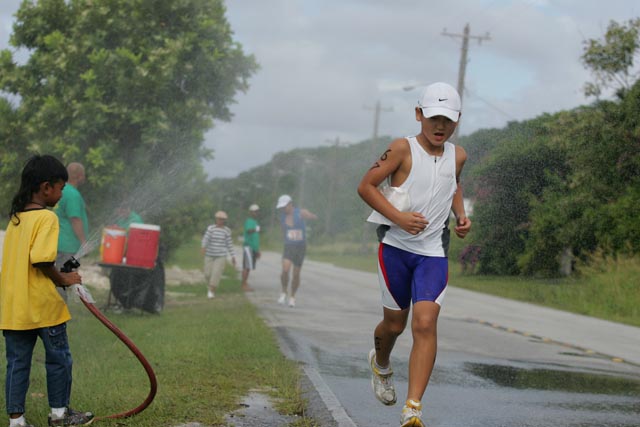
[62,257,158,420]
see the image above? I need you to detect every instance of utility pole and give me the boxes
[361,100,393,253]
[363,100,393,165]
[269,165,286,229]
[442,23,490,141]
[296,155,313,208]
[324,136,340,236]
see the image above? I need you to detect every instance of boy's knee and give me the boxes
[382,317,407,336]
[411,316,437,336]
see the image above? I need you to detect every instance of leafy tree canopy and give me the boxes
[0,0,257,255]
[581,18,640,98]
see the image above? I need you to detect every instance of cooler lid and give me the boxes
[129,223,161,231]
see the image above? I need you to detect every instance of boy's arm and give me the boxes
[37,263,82,287]
[357,138,428,235]
[452,145,471,239]
[300,209,318,220]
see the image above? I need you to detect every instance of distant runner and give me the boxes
[275,194,317,308]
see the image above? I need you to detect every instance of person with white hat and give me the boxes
[241,204,261,292]
[200,210,236,299]
[357,82,472,427]
[275,194,317,307]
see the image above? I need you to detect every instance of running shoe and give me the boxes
[368,348,397,405]
[48,408,94,426]
[288,297,296,307]
[207,290,215,299]
[400,400,424,427]
[277,292,287,305]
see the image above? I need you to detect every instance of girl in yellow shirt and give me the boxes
[0,155,94,427]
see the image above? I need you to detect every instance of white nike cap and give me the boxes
[418,82,461,122]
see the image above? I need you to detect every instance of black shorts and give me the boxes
[283,244,306,267]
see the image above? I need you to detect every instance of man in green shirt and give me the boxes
[54,162,88,299]
[241,204,261,292]
[114,204,143,232]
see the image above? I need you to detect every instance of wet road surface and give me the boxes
[245,250,640,427]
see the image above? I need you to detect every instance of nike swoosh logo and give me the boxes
[438,98,448,102]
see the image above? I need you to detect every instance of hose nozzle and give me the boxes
[61,256,81,273]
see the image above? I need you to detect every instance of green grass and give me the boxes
[167,234,204,270]
[0,269,318,427]
[306,245,640,328]
[450,253,640,327]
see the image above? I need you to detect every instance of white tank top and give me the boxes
[382,136,457,257]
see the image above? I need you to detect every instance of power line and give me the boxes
[464,87,516,120]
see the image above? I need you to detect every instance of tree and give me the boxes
[469,116,570,275]
[0,0,257,255]
[0,97,29,216]
[581,18,640,98]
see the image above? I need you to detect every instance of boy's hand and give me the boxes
[454,216,471,238]
[60,271,82,287]
[396,212,429,235]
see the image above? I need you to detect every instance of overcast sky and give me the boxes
[2,0,639,178]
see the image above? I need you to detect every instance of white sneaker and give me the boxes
[368,348,396,405]
[8,416,34,427]
[207,290,215,299]
[277,292,287,305]
[400,400,424,427]
[288,297,296,307]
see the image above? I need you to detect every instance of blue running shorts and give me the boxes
[377,243,448,310]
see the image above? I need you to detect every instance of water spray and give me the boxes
[61,257,158,420]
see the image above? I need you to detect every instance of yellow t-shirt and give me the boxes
[0,209,71,330]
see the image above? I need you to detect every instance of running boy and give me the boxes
[357,82,471,427]
[0,155,94,427]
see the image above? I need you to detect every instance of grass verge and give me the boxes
[307,246,640,328]
[0,269,317,427]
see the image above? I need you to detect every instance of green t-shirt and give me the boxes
[116,211,143,232]
[243,217,260,251]
[55,184,89,253]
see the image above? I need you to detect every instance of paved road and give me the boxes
[245,250,640,427]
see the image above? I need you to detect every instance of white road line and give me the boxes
[302,365,358,427]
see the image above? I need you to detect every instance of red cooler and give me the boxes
[125,223,160,268]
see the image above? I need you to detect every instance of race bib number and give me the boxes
[287,229,304,241]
